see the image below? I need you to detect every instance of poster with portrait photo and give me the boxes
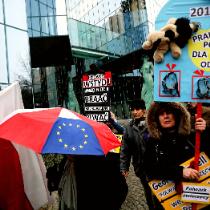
[154,0,210,103]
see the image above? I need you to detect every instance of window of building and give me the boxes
[40,3,48,16]
[27,18,32,30]
[0,0,3,22]
[31,17,41,31]
[32,29,41,37]
[6,27,29,82]
[48,16,56,35]
[39,0,47,5]
[4,0,28,30]
[0,24,7,83]
[41,17,49,34]
[31,0,40,17]
[47,0,54,6]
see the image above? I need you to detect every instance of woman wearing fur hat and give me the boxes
[144,102,206,209]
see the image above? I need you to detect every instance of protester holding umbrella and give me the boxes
[144,102,207,209]
[0,108,121,210]
[59,111,127,210]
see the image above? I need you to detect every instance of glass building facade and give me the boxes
[27,0,57,108]
[66,0,148,57]
[26,0,77,109]
[66,0,150,117]
[26,0,58,37]
[0,0,165,117]
[0,0,29,90]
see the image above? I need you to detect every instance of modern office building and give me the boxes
[26,0,77,109]
[0,0,166,117]
[65,0,150,117]
[0,0,29,89]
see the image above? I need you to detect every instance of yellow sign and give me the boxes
[148,180,176,202]
[180,152,210,182]
[181,180,210,204]
[149,153,210,209]
[109,134,122,153]
[162,194,207,210]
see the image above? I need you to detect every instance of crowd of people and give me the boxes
[2,99,210,210]
[50,99,210,210]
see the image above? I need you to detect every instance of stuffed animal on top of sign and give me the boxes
[168,17,200,59]
[142,17,200,63]
[142,23,178,63]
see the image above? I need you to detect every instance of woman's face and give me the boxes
[158,111,176,128]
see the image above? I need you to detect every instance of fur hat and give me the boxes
[146,102,191,139]
[130,99,146,110]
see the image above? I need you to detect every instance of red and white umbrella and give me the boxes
[0,107,121,155]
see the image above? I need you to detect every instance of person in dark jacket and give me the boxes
[59,111,127,210]
[120,99,154,210]
[144,102,207,209]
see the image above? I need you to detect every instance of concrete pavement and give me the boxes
[121,166,149,210]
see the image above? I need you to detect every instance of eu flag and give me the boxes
[42,117,104,155]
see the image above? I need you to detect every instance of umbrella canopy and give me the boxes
[0,107,121,155]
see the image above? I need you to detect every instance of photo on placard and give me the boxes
[192,76,210,99]
[159,71,181,97]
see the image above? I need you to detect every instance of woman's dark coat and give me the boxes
[144,102,195,182]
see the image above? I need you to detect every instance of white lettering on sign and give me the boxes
[89,74,104,80]
[82,78,112,88]
[84,87,109,93]
[84,106,110,111]
[86,112,109,121]
[190,6,210,18]
[84,93,108,103]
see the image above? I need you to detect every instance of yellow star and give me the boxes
[79,145,84,149]
[58,138,63,143]
[76,124,80,128]
[58,126,62,129]
[84,141,88,145]
[81,128,85,132]
[63,123,66,126]
[57,131,60,135]
[84,134,88,138]
[64,144,68,148]
[72,147,76,151]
